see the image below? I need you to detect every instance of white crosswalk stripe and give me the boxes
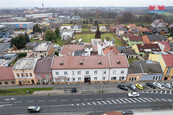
[167,99,172,102]
[149,98,156,102]
[102,101,107,104]
[110,100,117,104]
[106,100,112,104]
[92,102,97,105]
[97,101,102,105]
[165,91,167,94]
[119,99,127,103]
[82,103,85,105]
[128,98,137,103]
[160,90,162,94]
[115,99,122,104]
[133,98,141,103]
[123,98,132,103]
[155,98,161,102]
[87,102,91,105]
[143,98,152,102]
[138,98,147,102]
[161,99,167,102]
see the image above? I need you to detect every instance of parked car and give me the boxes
[122,110,134,115]
[128,92,140,98]
[117,85,128,91]
[145,82,156,89]
[153,82,164,89]
[127,84,137,91]
[135,84,143,90]
[28,106,41,113]
[71,88,77,93]
[162,83,172,89]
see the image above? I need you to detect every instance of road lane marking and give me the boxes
[115,99,122,104]
[102,101,107,104]
[49,100,57,102]
[92,102,97,105]
[71,104,74,106]
[138,98,146,102]
[124,99,132,103]
[13,101,22,103]
[60,100,68,101]
[144,98,151,102]
[161,99,167,102]
[76,104,80,106]
[128,98,137,103]
[97,101,102,105]
[26,101,34,103]
[87,102,91,105]
[82,103,85,105]
[0,104,13,107]
[95,98,103,101]
[106,100,112,104]
[149,98,156,102]
[119,99,127,103]
[110,100,117,104]
[133,98,141,103]
[72,99,80,101]
[167,99,172,102]
[160,90,162,94]
[155,98,161,102]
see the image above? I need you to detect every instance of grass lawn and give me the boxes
[128,58,139,64]
[82,28,90,32]
[0,88,53,96]
[75,33,123,46]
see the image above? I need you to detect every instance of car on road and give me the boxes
[145,82,156,89]
[127,84,137,91]
[117,85,128,91]
[128,92,140,98]
[135,84,143,90]
[153,82,164,89]
[162,83,172,89]
[28,106,41,113]
[122,110,134,115]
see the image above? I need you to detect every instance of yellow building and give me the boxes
[149,54,173,80]
[12,58,38,85]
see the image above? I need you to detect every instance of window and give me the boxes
[166,67,172,76]
[94,77,97,80]
[121,77,124,80]
[102,77,106,80]
[94,71,98,74]
[17,73,20,77]
[111,77,116,80]
[26,73,28,77]
[21,73,24,77]
[0,82,2,85]
[78,71,81,75]
[103,71,106,74]
[78,77,81,81]
[73,78,75,81]
[56,72,59,75]
[86,71,89,74]
[113,70,116,74]
[11,81,15,84]
[121,70,124,74]
[72,71,74,75]
[37,75,41,77]
[4,82,8,85]
[27,80,30,83]
[30,73,32,77]
[64,71,68,75]
[46,75,50,77]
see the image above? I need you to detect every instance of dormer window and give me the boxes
[117,60,120,64]
[98,60,102,64]
[80,60,83,65]
[60,61,64,65]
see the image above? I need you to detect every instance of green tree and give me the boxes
[10,34,27,49]
[55,28,60,38]
[33,24,41,33]
[94,20,98,26]
[95,26,101,38]
[44,29,56,42]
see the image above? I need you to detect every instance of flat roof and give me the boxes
[33,42,52,52]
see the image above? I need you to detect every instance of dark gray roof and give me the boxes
[150,27,169,33]
[34,57,52,73]
[128,60,163,74]
[121,48,138,55]
[0,42,10,55]
[74,50,87,56]
[147,34,166,41]
[117,46,127,52]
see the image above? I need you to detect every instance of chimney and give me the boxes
[98,60,102,64]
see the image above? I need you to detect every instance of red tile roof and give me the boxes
[103,46,119,55]
[129,36,143,41]
[52,53,128,70]
[137,44,161,52]
[60,45,85,56]
[158,41,171,51]
[0,67,15,80]
[128,24,137,28]
[162,54,173,67]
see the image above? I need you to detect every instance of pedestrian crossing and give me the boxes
[71,98,172,106]
[141,90,173,94]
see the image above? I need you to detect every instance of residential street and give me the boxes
[0,92,173,115]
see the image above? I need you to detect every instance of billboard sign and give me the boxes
[16,24,27,28]
[149,5,165,13]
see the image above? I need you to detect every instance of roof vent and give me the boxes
[98,60,102,64]
[80,60,83,65]
[60,61,64,65]
[117,60,121,64]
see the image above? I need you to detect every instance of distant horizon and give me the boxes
[0,0,172,8]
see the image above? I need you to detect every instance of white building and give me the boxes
[51,52,129,83]
[61,32,74,40]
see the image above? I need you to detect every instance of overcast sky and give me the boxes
[0,0,172,8]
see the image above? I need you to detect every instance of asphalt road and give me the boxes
[0,92,173,115]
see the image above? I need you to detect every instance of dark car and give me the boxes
[146,82,156,89]
[122,110,134,115]
[71,88,77,93]
[117,85,128,91]
[127,84,137,91]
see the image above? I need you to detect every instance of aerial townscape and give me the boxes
[0,0,173,115]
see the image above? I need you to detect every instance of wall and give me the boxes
[0,80,16,86]
[141,74,163,81]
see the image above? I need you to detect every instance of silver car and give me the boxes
[162,83,172,89]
